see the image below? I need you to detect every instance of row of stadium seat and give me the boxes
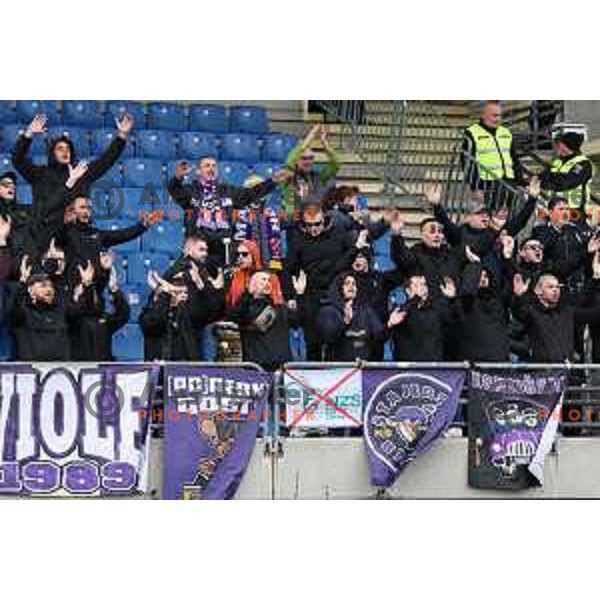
[0,126,298,162]
[0,101,271,133]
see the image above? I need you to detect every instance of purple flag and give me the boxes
[163,366,273,500]
[362,368,466,487]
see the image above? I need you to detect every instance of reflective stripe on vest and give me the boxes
[467,123,514,181]
[548,154,593,209]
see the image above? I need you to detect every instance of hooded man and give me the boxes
[168,157,289,267]
[0,170,32,260]
[11,113,133,254]
[541,131,593,215]
[316,271,384,361]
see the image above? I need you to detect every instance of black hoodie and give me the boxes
[316,273,384,361]
[12,133,126,252]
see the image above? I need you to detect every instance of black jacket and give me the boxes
[454,262,511,361]
[12,133,126,247]
[69,287,130,361]
[512,282,600,362]
[389,295,453,362]
[228,292,301,370]
[285,216,358,300]
[9,285,82,361]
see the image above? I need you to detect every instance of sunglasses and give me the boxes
[300,155,315,161]
[237,251,250,257]
[304,221,324,229]
[524,244,543,252]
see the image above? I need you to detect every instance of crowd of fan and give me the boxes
[1,113,600,374]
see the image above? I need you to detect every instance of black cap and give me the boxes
[556,132,584,153]
[0,171,17,184]
[27,269,52,286]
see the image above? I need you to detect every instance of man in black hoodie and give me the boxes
[286,203,364,360]
[0,170,33,262]
[12,113,133,254]
[62,195,152,286]
[168,157,290,266]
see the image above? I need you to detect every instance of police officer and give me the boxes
[540,131,594,216]
[462,101,523,210]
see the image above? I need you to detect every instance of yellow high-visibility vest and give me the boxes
[547,154,593,209]
[467,123,514,181]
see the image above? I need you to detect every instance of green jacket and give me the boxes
[281,141,341,214]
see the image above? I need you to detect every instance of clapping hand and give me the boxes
[513,273,530,296]
[387,307,407,328]
[116,113,134,136]
[291,270,307,295]
[26,114,47,137]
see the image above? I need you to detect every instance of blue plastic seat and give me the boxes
[178,132,219,159]
[1,124,31,154]
[91,128,134,158]
[189,104,227,133]
[119,283,149,322]
[230,105,269,134]
[221,133,260,162]
[147,102,186,131]
[263,133,297,162]
[219,161,249,186]
[0,154,20,180]
[81,157,122,188]
[105,101,147,129]
[62,100,102,128]
[136,130,178,159]
[123,158,164,188]
[112,324,144,361]
[16,100,60,124]
[125,250,172,284]
[0,101,15,124]
[142,221,183,254]
[48,126,89,157]
[252,162,281,180]
[121,187,159,220]
[16,184,32,205]
[103,223,142,253]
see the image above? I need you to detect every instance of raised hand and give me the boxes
[99,251,114,272]
[388,211,405,235]
[272,169,293,184]
[343,300,353,324]
[292,270,307,295]
[490,208,508,232]
[66,162,89,188]
[208,268,225,290]
[465,245,481,263]
[26,114,48,136]
[527,175,541,199]
[116,113,134,136]
[500,234,515,259]
[513,273,530,296]
[189,262,205,290]
[305,124,320,145]
[78,260,95,287]
[593,252,600,279]
[424,183,442,206]
[588,234,600,255]
[387,307,407,328]
[319,125,330,147]
[440,277,456,298]
[355,229,370,250]
[0,214,11,244]
[20,255,32,283]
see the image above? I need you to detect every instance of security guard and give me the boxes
[462,101,523,209]
[540,132,594,213]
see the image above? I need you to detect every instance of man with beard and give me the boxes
[12,113,133,254]
[285,203,365,360]
[168,157,290,266]
[316,272,384,361]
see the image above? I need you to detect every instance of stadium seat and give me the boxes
[119,283,149,322]
[166,159,195,181]
[0,101,15,124]
[48,126,89,157]
[220,161,249,186]
[136,130,178,159]
[263,133,297,162]
[122,187,159,220]
[62,100,102,128]
[372,231,395,271]
[229,105,269,134]
[123,158,164,188]
[104,223,142,253]
[1,124,38,154]
[91,128,135,158]
[16,100,60,123]
[189,104,228,133]
[0,154,21,181]
[142,221,183,254]
[16,184,32,205]
[221,133,260,162]
[105,101,147,128]
[125,251,172,284]
[179,132,220,160]
[147,102,186,131]
[252,162,281,180]
[112,324,144,361]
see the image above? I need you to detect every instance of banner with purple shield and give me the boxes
[362,368,466,487]
[163,365,273,500]
[0,363,158,497]
[468,369,566,489]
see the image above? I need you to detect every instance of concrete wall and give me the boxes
[565,101,600,139]
[147,437,600,500]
